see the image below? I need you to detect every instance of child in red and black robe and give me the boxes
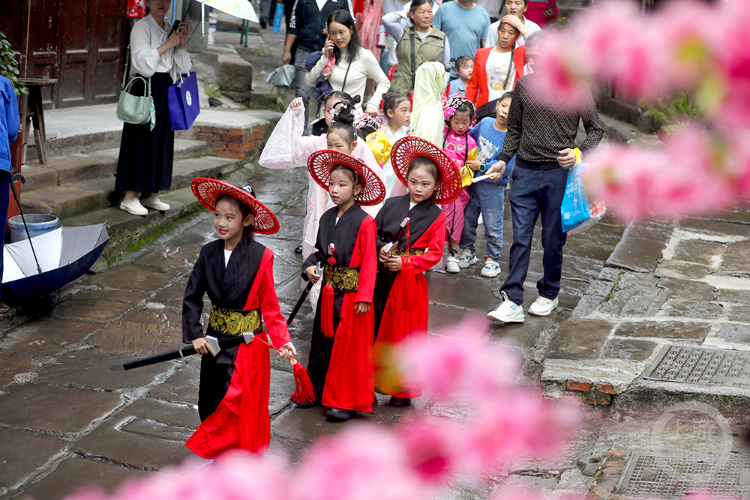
[182,178,297,457]
[373,137,462,407]
[302,150,386,422]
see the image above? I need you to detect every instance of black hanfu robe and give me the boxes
[182,238,291,422]
[372,194,446,399]
[303,203,378,412]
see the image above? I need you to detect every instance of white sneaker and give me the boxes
[120,198,148,216]
[140,195,170,211]
[529,296,559,316]
[458,250,478,268]
[446,256,460,274]
[487,291,524,323]
[480,258,500,278]
[478,214,484,225]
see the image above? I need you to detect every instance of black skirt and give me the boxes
[115,72,175,193]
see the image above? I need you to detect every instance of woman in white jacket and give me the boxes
[116,0,191,216]
[305,9,390,117]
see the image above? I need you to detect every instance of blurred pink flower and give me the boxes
[399,418,466,483]
[585,126,734,219]
[294,424,426,500]
[396,316,521,398]
[112,455,291,500]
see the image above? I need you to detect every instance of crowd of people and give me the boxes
[175,0,604,459]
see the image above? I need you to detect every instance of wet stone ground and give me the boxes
[3,160,750,500]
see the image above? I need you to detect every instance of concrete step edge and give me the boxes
[20,156,241,221]
[21,140,212,193]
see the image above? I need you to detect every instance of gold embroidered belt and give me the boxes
[323,265,360,292]
[390,247,426,257]
[208,306,261,336]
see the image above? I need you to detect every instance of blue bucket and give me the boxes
[8,214,60,243]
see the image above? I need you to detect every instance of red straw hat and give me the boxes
[191,178,280,235]
[307,150,386,206]
[391,136,462,205]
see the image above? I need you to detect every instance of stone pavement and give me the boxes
[0,152,630,499]
[4,151,750,499]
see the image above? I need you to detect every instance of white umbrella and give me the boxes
[202,0,259,23]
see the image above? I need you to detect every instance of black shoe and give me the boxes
[260,20,267,28]
[294,245,303,254]
[389,396,411,407]
[295,400,313,408]
[326,407,351,422]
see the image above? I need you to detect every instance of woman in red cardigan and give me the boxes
[465,22,525,109]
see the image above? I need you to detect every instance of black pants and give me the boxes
[197,331,240,421]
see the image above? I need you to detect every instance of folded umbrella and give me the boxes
[2,224,109,298]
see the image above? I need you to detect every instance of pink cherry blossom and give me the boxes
[294,424,426,500]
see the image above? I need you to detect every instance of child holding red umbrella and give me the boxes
[372,137,461,407]
[302,150,386,422]
[183,178,297,457]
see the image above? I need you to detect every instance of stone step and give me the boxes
[20,156,236,220]
[21,140,211,193]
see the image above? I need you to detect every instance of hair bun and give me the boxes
[351,94,362,104]
[332,101,356,125]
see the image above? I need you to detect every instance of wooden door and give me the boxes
[88,0,125,105]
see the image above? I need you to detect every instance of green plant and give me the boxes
[0,31,27,96]
[648,92,702,133]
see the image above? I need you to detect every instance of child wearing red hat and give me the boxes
[302,150,386,422]
[372,137,461,407]
[183,178,296,457]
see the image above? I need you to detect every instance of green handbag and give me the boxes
[116,45,153,126]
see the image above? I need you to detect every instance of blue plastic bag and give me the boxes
[168,72,201,131]
[273,2,284,33]
[560,163,591,233]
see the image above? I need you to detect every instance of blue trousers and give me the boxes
[459,181,506,260]
[0,170,10,300]
[499,165,568,305]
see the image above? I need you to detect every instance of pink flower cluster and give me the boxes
[584,126,750,219]
[64,319,578,500]
[530,0,750,220]
[533,0,750,127]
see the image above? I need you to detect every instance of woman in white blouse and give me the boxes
[305,10,390,117]
[116,0,192,216]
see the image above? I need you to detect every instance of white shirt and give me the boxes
[485,49,515,100]
[485,16,541,48]
[130,14,192,78]
[409,201,417,210]
[224,249,232,267]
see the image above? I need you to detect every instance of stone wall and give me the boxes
[192,122,274,160]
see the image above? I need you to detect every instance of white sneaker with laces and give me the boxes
[487,292,524,323]
[480,258,500,278]
[529,296,559,316]
[458,250,478,268]
[141,195,170,211]
[120,198,148,216]
[446,256,460,274]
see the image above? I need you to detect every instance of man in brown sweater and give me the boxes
[485,31,604,323]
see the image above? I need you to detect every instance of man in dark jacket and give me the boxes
[282,0,353,134]
[484,31,604,323]
[0,75,20,314]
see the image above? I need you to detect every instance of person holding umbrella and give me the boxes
[0,74,20,314]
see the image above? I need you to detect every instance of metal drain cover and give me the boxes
[643,345,750,387]
[618,454,750,497]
